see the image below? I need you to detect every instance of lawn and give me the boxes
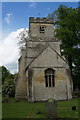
[2,98,80,119]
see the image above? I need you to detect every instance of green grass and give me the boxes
[2,98,46,118]
[2,98,80,118]
[57,98,79,118]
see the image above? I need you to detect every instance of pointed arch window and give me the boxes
[45,68,55,87]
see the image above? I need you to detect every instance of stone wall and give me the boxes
[27,43,72,101]
[32,68,68,101]
[30,23,54,38]
[29,17,54,39]
[15,49,27,99]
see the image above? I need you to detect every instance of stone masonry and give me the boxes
[15,17,73,102]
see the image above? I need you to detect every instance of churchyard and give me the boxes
[2,2,80,119]
[2,98,79,119]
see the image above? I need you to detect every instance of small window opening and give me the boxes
[39,26,46,33]
[45,68,55,87]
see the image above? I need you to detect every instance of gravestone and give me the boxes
[45,98,57,118]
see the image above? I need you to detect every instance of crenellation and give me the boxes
[29,17,53,23]
[36,17,40,20]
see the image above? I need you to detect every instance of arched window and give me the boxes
[45,68,55,87]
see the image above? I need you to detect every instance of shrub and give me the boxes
[15,98,20,102]
[47,98,55,102]
[2,98,9,103]
[2,79,15,97]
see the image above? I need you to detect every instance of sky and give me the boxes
[1,2,79,73]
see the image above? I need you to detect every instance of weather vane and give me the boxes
[38,12,40,17]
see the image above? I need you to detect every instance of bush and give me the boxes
[47,98,55,102]
[2,98,9,103]
[2,79,15,97]
[15,98,21,102]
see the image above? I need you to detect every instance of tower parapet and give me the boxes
[29,17,54,24]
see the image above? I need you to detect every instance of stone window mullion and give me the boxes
[45,68,55,87]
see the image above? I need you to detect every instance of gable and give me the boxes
[29,45,69,68]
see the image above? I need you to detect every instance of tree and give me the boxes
[17,28,29,53]
[47,4,80,90]
[2,66,13,84]
[72,48,80,90]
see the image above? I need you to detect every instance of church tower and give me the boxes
[15,17,73,102]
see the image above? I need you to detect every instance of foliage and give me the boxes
[2,78,15,97]
[2,98,9,103]
[1,66,15,97]
[17,28,29,53]
[47,98,55,102]
[2,66,13,84]
[47,4,80,90]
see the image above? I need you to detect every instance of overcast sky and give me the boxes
[1,2,78,73]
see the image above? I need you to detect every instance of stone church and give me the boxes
[15,17,73,102]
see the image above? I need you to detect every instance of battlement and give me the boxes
[29,17,54,24]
